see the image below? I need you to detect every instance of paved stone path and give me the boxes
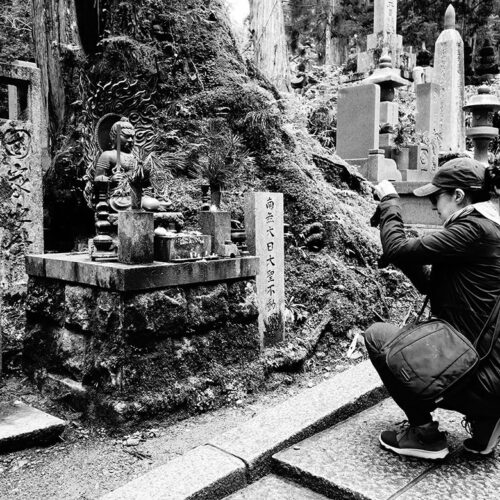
[232,398,500,499]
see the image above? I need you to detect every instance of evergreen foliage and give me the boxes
[0,0,33,62]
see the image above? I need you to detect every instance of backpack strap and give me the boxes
[416,296,430,323]
[474,294,500,361]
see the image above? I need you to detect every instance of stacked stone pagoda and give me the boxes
[357,0,415,75]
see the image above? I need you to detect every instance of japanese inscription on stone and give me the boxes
[374,0,397,35]
[244,192,285,347]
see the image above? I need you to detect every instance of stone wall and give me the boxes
[23,276,261,423]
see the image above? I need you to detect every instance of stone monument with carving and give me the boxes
[433,4,465,154]
[357,0,415,75]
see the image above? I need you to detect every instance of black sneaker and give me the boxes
[462,416,500,455]
[379,420,449,460]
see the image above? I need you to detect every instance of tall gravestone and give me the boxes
[244,192,285,347]
[357,0,413,74]
[337,84,380,160]
[433,5,466,153]
[0,61,44,285]
[0,61,44,374]
[416,83,440,135]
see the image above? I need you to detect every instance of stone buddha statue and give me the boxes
[94,117,159,212]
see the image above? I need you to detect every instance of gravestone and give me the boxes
[416,83,440,134]
[373,0,397,36]
[199,211,231,256]
[433,5,465,153]
[244,192,285,347]
[357,0,413,74]
[357,149,401,183]
[0,61,43,377]
[337,84,380,161]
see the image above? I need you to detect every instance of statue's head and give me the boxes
[110,117,135,153]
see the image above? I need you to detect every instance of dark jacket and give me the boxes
[378,197,500,397]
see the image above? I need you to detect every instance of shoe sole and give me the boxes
[463,418,500,455]
[379,435,449,460]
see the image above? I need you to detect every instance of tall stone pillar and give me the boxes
[244,192,285,347]
[433,4,466,154]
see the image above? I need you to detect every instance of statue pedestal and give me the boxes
[118,210,154,264]
[24,253,260,423]
[199,211,231,256]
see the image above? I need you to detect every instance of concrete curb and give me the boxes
[101,360,385,500]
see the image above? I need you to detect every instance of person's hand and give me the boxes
[374,180,397,201]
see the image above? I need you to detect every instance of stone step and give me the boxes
[225,474,329,499]
[273,398,500,500]
[0,401,66,453]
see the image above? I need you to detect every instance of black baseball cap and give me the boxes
[413,158,486,197]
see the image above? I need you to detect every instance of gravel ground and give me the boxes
[0,344,361,500]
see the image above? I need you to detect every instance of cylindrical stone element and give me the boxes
[118,210,154,264]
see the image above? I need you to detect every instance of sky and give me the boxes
[226,0,250,25]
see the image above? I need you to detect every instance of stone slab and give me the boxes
[118,210,154,264]
[394,182,442,225]
[416,82,440,134]
[337,84,380,160]
[0,401,66,453]
[207,360,385,480]
[380,101,398,126]
[101,444,246,500]
[397,451,500,500]
[273,399,470,500]
[359,153,402,183]
[226,475,329,500]
[199,210,231,256]
[25,253,259,291]
[374,0,397,35]
[244,192,285,346]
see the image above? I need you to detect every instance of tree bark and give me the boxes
[325,0,342,66]
[31,0,78,146]
[250,0,290,92]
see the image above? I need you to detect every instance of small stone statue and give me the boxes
[94,117,157,211]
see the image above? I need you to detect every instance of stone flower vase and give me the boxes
[210,184,222,209]
[392,147,410,171]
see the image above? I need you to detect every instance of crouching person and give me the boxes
[366,158,500,460]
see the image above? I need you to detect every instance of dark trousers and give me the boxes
[364,322,500,425]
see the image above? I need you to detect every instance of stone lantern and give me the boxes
[363,53,410,157]
[363,53,409,105]
[463,86,500,165]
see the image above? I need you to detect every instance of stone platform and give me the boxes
[24,253,261,423]
[0,401,66,453]
[26,252,259,291]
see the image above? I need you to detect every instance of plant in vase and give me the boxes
[194,119,253,209]
[392,116,417,170]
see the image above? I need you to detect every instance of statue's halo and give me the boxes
[94,113,122,152]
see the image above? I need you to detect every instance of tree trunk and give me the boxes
[250,0,290,92]
[324,8,332,65]
[31,0,78,146]
[324,0,341,66]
